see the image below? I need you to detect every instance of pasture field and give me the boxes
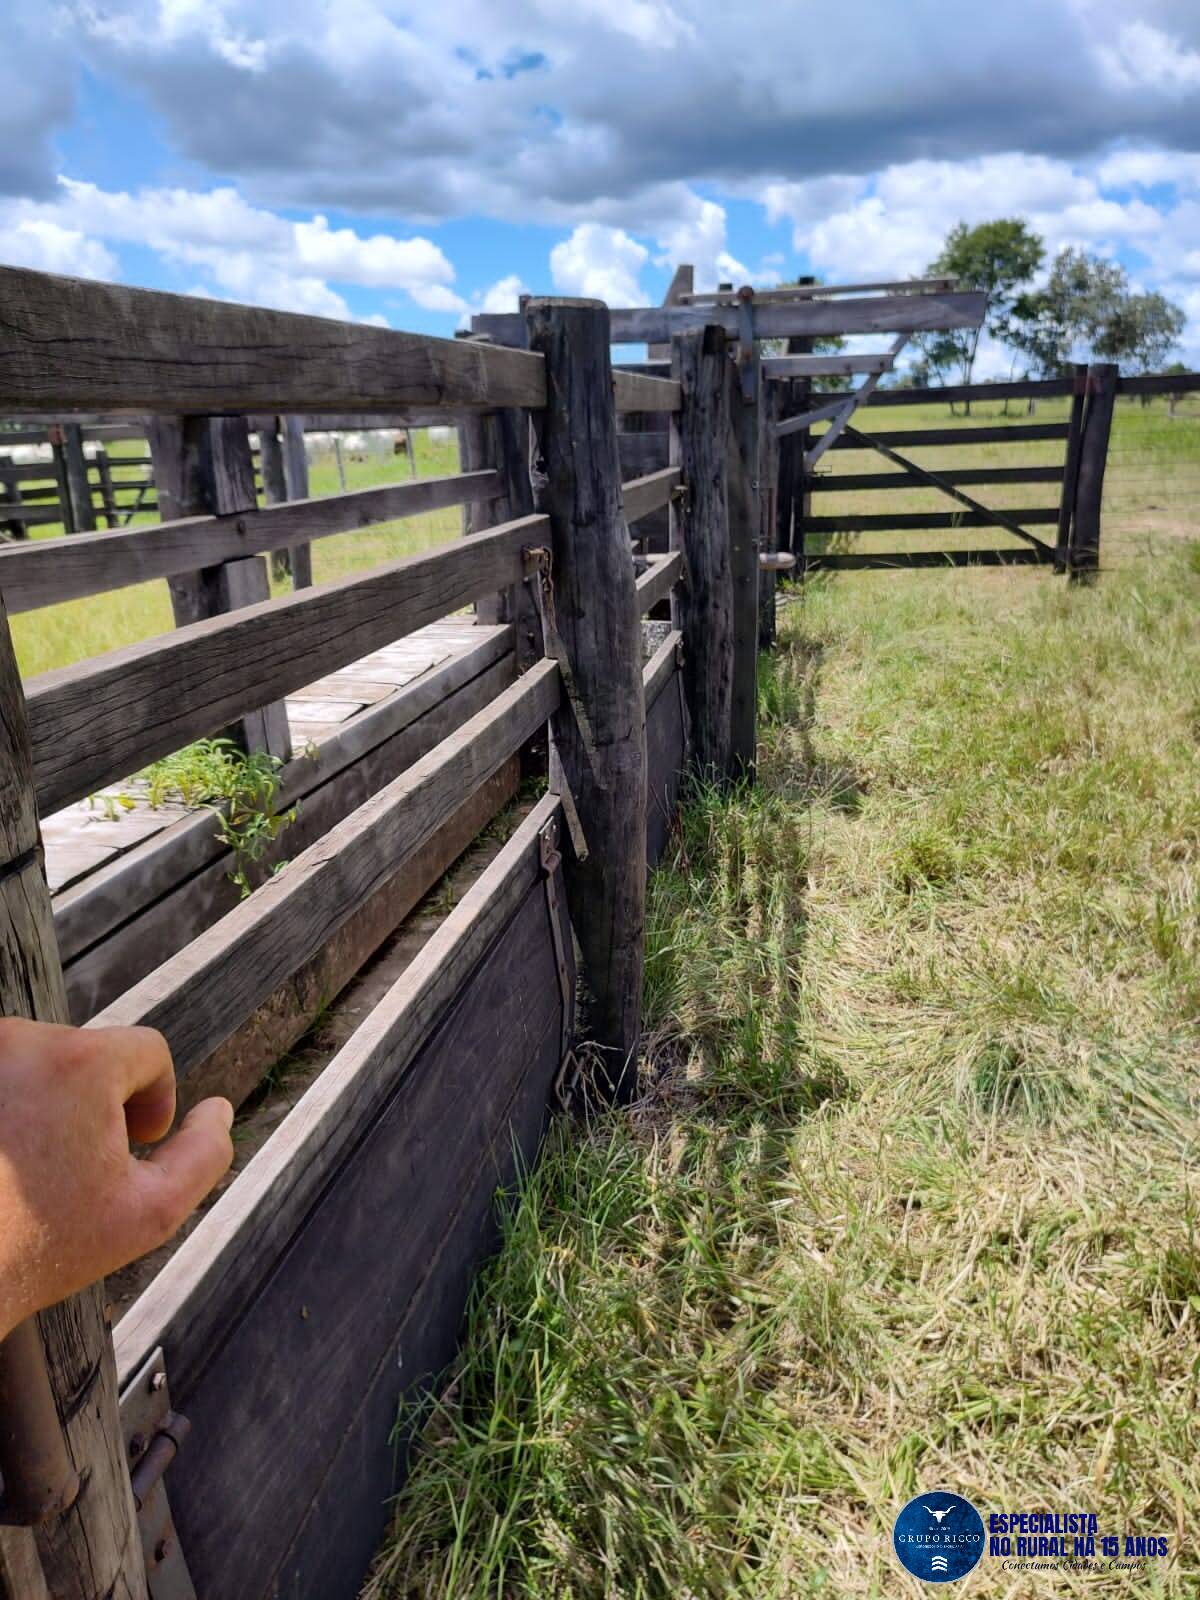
[363,400,1200,1598]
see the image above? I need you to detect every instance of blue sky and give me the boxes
[2,1,1200,368]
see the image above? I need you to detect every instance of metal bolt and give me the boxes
[150,1371,167,1393]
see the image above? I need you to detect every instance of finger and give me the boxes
[89,1025,177,1144]
[123,1097,235,1256]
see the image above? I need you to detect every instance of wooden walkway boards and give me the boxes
[42,616,487,897]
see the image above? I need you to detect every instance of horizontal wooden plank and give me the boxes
[867,377,1076,407]
[830,423,1070,450]
[810,465,1065,492]
[1116,371,1200,397]
[623,466,679,524]
[0,460,61,482]
[807,509,1060,533]
[0,504,62,526]
[612,369,681,413]
[0,470,502,612]
[28,514,545,812]
[763,354,892,378]
[90,660,559,1074]
[0,265,546,413]
[806,548,1050,570]
[115,789,564,1396]
[475,290,988,347]
[643,626,682,705]
[636,550,683,614]
[679,275,957,304]
[777,397,851,439]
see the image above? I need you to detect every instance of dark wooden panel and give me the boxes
[167,870,569,1600]
[806,509,1059,533]
[0,471,502,611]
[806,548,1049,570]
[28,513,544,812]
[810,465,1064,492]
[1116,371,1200,397]
[618,432,669,478]
[645,649,685,867]
[0,265,545,412]
[831,423,1069,450]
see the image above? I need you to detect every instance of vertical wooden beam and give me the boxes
[524,297,646,1100]
[258,416,291,582]
[670,324,734,781]
[1055,364,1087,574]
[48,430,74,536]
[0,599,148,1600]
[60,423,96,533]
[757,374,781,649]
[726,351,759,779]
[648,263,694,363]
[0,454,25,541]
[281,417,312,589]
[1069,362,1117,580]
[458,406,539,671]
[95,446,118,529]
[147,415,291,758]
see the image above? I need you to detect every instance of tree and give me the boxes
[913,219,1044,407]
[1006,248,1184,378]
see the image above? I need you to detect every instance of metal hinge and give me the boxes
[120,1348,197,1600]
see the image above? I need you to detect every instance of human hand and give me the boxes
[0,1018,233,1341]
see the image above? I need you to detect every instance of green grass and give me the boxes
[364,532,1200,1597]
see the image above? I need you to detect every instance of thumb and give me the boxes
[124,1097,235,1257]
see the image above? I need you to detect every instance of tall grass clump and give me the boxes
[366,541,1200,1600]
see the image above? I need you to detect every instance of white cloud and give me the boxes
[3,175,464,317]
[0,219,118,280]
[550,223,648,304]
[478,273,528,313]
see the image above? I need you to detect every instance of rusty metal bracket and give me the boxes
[674,636,692,767]
[736,287,758,402]
[120,1347,197,1600]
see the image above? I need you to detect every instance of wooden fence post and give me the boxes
[61,423,96,533]
[95,446,118,528]
[757,374,781,649]
[1054,363,1088,573]
[0,599,148,1600]
[0,454,25,540]
[670,324,734,781]
[726,352,759,779]
[458,404,540,671]
[148,415,291,759]
[524,297,646,1100]
[47,428,74,535]
[1069,362,1117,579]
[260,416,312,588]
[281,416,313,588]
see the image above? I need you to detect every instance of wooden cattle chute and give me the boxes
[0,268,748,1600]
[0,253,1147,1598]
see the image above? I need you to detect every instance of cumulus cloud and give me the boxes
[0,175,464,318]
[550,223,648,303]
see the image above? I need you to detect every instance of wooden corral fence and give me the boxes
[0,263,1015,1600]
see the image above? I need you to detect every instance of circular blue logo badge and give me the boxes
[893,1491,985,1583]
